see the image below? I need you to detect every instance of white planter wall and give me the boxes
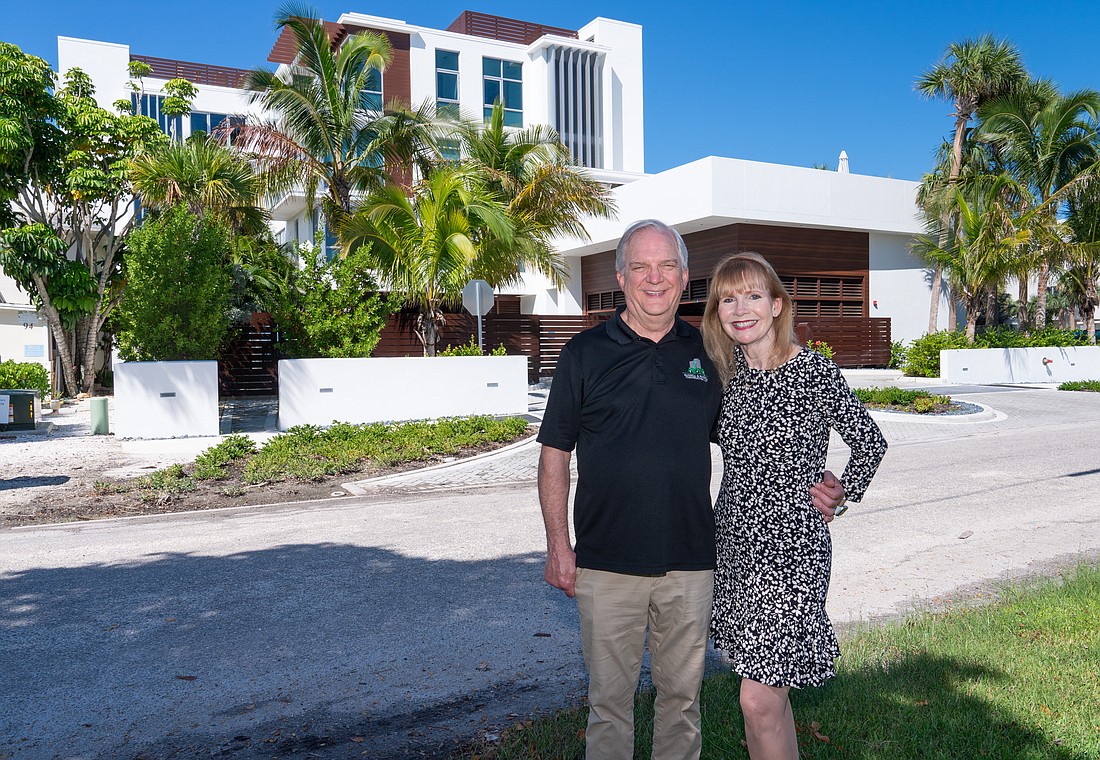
[278,356,529,430]
[941,347,1100,384]
[113,361,220,438]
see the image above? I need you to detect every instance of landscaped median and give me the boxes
[1,416,531,528]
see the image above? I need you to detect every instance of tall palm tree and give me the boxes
[978,83,1100,327]
[130,136,268,234]
[916,36,1028,333]
[1062,191,1100,342]
[236,4,436,230]
[912,175,1029,341]
[456,102,615,269]
[338,166,517,356]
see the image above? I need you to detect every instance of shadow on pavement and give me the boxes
[0,543,583,759]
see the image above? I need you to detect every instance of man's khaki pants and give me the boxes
[575,568,714,760]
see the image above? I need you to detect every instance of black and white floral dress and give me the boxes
[711,348,887,688]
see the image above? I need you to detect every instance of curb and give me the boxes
[869,401,1005,425]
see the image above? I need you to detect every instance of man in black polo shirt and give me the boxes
[537,219,845,759]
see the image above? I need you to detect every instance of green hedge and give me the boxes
[0,360,50,396]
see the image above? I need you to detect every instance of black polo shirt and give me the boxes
[537,307,723,575]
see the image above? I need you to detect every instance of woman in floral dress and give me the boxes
[701,252,887,759]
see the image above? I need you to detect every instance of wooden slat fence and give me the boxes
[219,314,278,396]
[797,317,892,367]
[217,312,892,395]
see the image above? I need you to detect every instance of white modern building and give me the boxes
[29,8,947,376]
[0,272,50,375]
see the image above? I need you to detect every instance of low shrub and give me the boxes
[975,326,1088,349]
[135,463,194,500]
[0,360,50,397]
[1059,380,1100,392]
[888,340,908,370]
[438,336,508,357]
[242,416,529,484]
[806,340,834,360]
[853,386,950,413]
[902,331,970,377]
[193,434,257,480]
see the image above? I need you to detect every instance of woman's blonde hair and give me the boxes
[701,252,798,386]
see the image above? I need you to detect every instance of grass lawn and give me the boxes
[466,563,1100,759]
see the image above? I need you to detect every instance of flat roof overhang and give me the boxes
[554,156,923,257]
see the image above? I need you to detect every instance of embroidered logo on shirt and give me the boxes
[683,358,709,381]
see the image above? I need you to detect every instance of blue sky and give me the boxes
[5,0,1099,181]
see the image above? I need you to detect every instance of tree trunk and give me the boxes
[1086,306,1097,345]
[76,312,104,395]
[927,266,943,334]
[966,310,978,343]
[417,308,445,357]
[1035,262,1050,330]
[1017,276,1029,329]
[985,287,998,328]
[30,273,81,396]
[946,285,958,332]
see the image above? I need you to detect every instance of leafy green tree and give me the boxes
[339,165,516,355]
[0,44,169,395]
[115,205,232,361]
[274,241,394,358]
[916,36,1028,333]
[978,83,1100,328]
[237,4,437,230]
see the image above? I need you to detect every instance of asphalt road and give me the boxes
[2,386,1099,759]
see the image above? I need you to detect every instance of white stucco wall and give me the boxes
[941,347,1100,384]
[578,17,644,175]
[867,231,952,343]
[278,355,529,428]
[113,361,220,438]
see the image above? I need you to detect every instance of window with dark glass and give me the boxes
[132,93,182,139]
[436,50,460,118]
[360,69,383,111]
[482,57,522,127]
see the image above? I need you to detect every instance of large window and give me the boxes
[436,50,459,118]
[482,57,522,127]
[359,69,383,111]
[189,111,227,136]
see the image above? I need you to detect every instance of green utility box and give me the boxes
[90,396,109,435]
[0,389,41,432]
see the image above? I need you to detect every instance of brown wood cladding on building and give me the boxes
[266,22,412,109]
[130,55,251,89]
[445,11,577,44]
[582,223,869,298]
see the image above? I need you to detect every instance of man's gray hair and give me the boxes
[615,219,689,274]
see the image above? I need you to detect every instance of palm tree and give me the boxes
[130,136,268,234]
[916,36,1028,333]
[235,4,436,230]
[978,83,1100,328]
[1062,192,1100,342]
[456,102,615,277]
[338,166,517,355]
[912,175,1029,341]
